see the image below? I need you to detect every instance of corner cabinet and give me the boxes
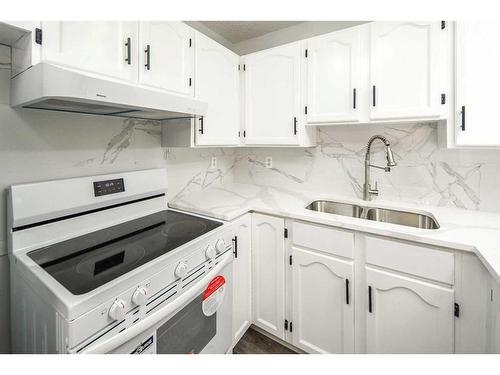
[251,213,286,339]
[368,22,441,121]
[138,22,194,96]
[454,21,500,146]
[39,22,139,82]
[305,26,362,124]
[242,42,315,146]
[194,32,241,146]
[231,214,252,348]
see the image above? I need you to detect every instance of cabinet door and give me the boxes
[369,22,441,120]
[366,267,454,353]
[194,32,240,145]
[487,281,500,353]
[138,22,194,96]
[231,214,252,347]
[40,21,138,81]
[251,213,286,339]
[306,27,361,124]
[291,248,354,353]
[455,21,500,146]
[243,42,301,145]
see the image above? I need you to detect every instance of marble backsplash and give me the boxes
[234,123,500,213]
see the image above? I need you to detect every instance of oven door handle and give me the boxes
[76,253,233,354]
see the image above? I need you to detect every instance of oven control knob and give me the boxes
[132,286,148,306]
[215,239,226,253]
[108,299,126,321]
[175,261,189,279]
[205,245,216,259]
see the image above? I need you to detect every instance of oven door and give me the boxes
[90,253,233,355]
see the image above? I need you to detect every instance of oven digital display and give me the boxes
[94,251,125,276]
[93,178,125,197]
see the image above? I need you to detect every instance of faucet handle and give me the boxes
[369,181,379,196]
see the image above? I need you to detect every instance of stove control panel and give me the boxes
[93,178,125,197]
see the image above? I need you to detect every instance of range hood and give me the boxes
[10,63,207,120]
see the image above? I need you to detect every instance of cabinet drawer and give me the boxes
[292,221,354,259]
[365,236,454,284]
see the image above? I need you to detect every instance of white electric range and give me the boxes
[7,169,234,354]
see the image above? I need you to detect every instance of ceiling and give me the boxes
[198,21,304,44]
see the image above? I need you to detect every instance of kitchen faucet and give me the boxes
[363,135,397,201]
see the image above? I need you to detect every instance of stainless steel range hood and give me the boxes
[10,63,207,120]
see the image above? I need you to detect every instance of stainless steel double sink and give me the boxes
[305,200,439,230]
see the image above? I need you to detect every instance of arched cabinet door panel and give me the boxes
[251,213,286,339]
[291,248,354,353]
[369,22,441,120]
[366,267,454,353]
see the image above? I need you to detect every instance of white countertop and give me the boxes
[169,183,500,284]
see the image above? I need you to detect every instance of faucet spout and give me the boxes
[363,135,397,201]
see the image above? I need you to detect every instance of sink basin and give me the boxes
[364,207,439,229]
[305,200,363,218]
[305,200,439,229]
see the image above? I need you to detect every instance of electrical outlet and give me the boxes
[211,157,217,169]
[265,156,272,169]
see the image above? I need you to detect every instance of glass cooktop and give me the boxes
[28,210,222,295]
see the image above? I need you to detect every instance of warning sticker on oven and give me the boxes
[202,275,226,316]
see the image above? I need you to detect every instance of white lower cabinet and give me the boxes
[251,213,286,339]
[366,267,454,353]
[291,247,354,353]
[487,279,500,353]
[231,214,252,347]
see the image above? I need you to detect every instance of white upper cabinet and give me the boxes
[243,42,302,145]
[306,27,361,124]
[252,213,286,339]
[455,21,500,146]
[291,248,354,353]
[138,22,194,96]
[369,22,441,121]
[40,22,138,82]
[366,267,454,353]
[194,32,240,146]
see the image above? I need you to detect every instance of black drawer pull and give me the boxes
[144,45,151,70]
[125,37,131,65]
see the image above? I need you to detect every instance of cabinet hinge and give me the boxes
[305,49,308,58]
[454,303,460,318]
[232,236,238,259]
[189,38,192,47]
[441,93,446,105]
[304,106,308,115]
[289,255,292,266]
[284,228,288,238]
[284,319,289,331]
[35,28,42,45]
[441,21,446,30]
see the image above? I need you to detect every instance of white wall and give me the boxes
[0,44,235,352]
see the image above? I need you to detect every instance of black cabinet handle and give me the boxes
[125,37,131,65]
[144,45,151,70]
[198,117,204,134]
[461,106,466,131]
[368,286,373,313]
[293,117,298,135]
[345,279,350,305]
[353,88,357,109]
[372,85,376,107]
[232,236,238,258]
